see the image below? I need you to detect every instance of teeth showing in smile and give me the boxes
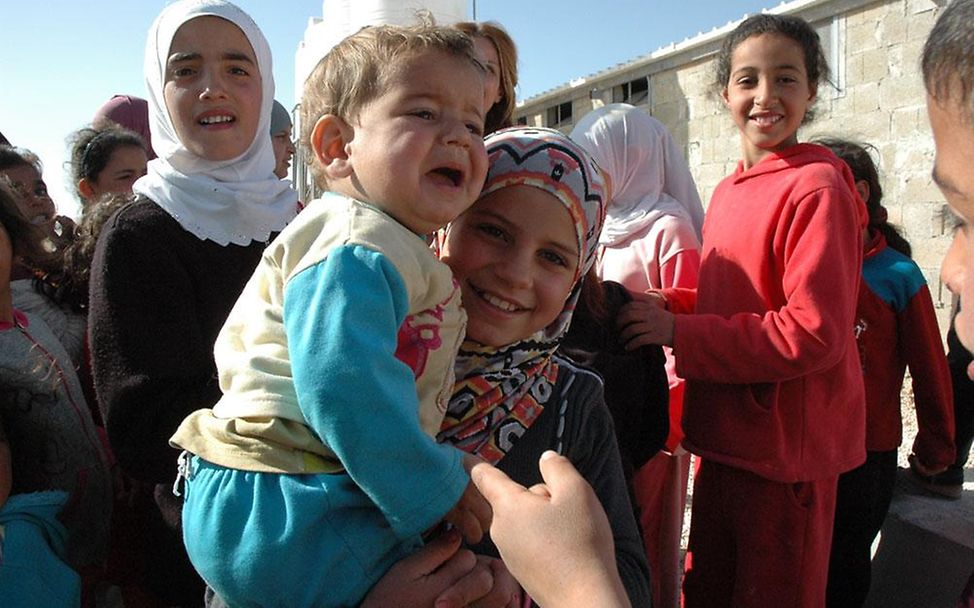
[478,287,519,312]
[751,114,781,126]
[200,115,234,125]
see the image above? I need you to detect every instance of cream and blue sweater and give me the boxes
[172,192,468,532]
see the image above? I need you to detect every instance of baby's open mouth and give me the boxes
[430,167,463,187]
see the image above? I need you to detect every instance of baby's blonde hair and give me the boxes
[301,20,483,187]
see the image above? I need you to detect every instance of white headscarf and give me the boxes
[134,0,297,246]
[570,103,704,246]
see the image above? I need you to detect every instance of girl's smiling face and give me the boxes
[164,16,261,162]
[722,33,817,168]
[441,185,579,347]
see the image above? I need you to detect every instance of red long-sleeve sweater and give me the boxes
[857,230,955,467]
[665,144,868,483]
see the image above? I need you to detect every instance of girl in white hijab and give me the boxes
[571,103,703,608]
[137,0,297,245]
[88,1,296,604]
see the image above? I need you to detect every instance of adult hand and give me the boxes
[468,555,523,608]
[361,529,490,608]
[470,451,631,608]
[617,295,676,349]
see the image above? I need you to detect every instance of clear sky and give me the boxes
[1,0,774,215]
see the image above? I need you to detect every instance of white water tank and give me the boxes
[295,0,468,101]
[350,0,466,27]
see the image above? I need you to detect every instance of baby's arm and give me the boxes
[284,245,468,539]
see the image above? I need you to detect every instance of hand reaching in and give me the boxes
[470,451,631,608]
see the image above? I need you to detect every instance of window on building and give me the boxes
[815,16,845,97]
[516,115,528,126]
[546,101,573,127]
[612,77,649,105]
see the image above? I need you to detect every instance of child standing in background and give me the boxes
[816,139,954,608]
[269,100,295,180]
[618,14,867,607]
[68,124,148,206]
[0,180,113,607]
[171,21,491,608]
[571,102,703,608]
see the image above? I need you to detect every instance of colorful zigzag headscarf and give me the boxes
[438,127,608,464]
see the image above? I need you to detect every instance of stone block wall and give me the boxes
[516,0,956,332]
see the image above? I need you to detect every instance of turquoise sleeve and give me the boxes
[283,245,466,539]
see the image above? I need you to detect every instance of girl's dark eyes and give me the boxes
[540,250,568,267]
[412,110,435,120]
[477,223,506,240]
[229,66,250,76]
[466,122,484,136]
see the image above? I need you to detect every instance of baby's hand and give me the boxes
[443,454,492,544]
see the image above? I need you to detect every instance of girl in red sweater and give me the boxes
[618,14,867,607]
[817,139,954,608]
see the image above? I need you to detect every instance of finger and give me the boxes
[458,508,485,544]
[526,482,552,498]
[468,560,522,608]
[628,290,665,306]
[623,332,662,351]
[405,528,464,577]
[616,303,661,329]
[430,545,478,588]
[434,554,494,608]
[472,494,493,535]
[471,461,528,505]
[618,323,661,349]
[537,450,587,495]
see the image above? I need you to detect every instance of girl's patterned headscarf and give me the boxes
[438,127,607,464]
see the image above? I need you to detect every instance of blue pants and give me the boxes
[181,456,422,608]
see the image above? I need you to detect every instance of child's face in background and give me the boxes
[473,36,503,113]
[722,33,817,168]
[929,94,974,369]
[84,145,148,201]
[441,185,579,347]
[0,164,56,225]
[271,126,295,179]
[340,50,488,235]
[164,16,261,162]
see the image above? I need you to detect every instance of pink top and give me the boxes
[598,213,700,450]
